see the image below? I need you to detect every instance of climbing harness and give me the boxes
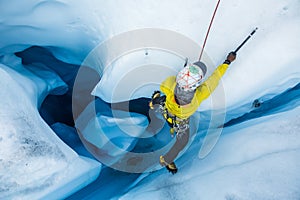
[150,91,190,137]
[158,105,189,137]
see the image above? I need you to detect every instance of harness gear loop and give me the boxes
[161,106,189,136]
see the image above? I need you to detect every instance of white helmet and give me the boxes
[176,61,207,91]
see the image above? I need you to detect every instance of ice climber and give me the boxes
[149,52,236,174]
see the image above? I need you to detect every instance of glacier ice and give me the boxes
[0,0,300,199]
[0,53,101,199]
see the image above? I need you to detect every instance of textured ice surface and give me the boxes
[0,60,100,199]
[0,0,299,199]
[120,105,300,200]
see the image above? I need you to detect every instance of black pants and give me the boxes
[147,106,190,164]
[164,125,189,164]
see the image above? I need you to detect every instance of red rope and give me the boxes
[198,0,221,61]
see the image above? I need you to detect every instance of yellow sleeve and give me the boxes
[160,76,176,96]
[195,63,229,104]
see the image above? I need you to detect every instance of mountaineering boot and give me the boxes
[152,90,161,99]
[166,162,178,175]
[159,156,178,174]
[149,91,166,109]
[149,91,161,109]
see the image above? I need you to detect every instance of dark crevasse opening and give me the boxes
[224,82,300,127]
[15,46,80,127]
[15,46,152,131]
[14,46,156,200]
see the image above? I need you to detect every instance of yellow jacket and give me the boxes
[160,63,229,119]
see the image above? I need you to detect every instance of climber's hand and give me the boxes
[224,51,236,64]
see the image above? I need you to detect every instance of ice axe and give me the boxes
[234,27,258,54]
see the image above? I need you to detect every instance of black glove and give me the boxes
[224,51,236,64]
